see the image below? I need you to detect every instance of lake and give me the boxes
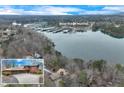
[41,30,124,64]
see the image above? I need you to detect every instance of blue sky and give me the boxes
[3,59,43,67]
[0,5,123,15]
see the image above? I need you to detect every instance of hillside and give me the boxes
[0,25,124,87]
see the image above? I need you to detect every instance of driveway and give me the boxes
[13,73,43,84]
[2,75,19,84]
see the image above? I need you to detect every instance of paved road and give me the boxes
[2,76,19,84]
[13,73,43,84]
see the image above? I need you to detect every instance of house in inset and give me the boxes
[24,65,40,73]
[2,65,40,75]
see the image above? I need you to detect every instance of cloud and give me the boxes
[81,10,117,15]
[80,6,124,15]
[0,6,83,15]
[27,6,83,15]
[0,6,23,15]
[0,5,123,15]
[0,8,19,15]
[103,6,124,12]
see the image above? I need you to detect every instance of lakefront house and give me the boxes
[2,65,40,75]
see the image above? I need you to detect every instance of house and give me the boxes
[0,29,15,42]
[2,65,40,75]
[34,52,42,59]
[24,65,39,73]
[50,68,68,81]
[2,67,29,75]
[12,22,17,26]
[49,73,60,80]
[114,24,120,28]
[12,21,22,26]
[56,69,68,76]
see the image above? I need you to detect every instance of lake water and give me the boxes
[41,31,124,64]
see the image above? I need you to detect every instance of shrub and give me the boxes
[59,80,65,87]
[115,64,124,72]
[92,60,106,72]
[79,70,87,85]
[36,70,43,74]
[44,45,51,53]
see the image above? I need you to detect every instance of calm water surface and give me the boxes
[42,31,124,64]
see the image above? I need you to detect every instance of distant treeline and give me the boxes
[0,15,124,25]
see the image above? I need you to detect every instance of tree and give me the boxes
[92,60,106,72]
[115,64,124,72]
[78,70,87,86]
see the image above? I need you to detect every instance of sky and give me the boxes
[3,59,43,67]
[0,5,123,15]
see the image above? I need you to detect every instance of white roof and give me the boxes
[50,73,60,80]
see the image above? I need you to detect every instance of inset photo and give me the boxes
[1,59,44,84]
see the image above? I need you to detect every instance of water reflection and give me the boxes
[41,30,124,64]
